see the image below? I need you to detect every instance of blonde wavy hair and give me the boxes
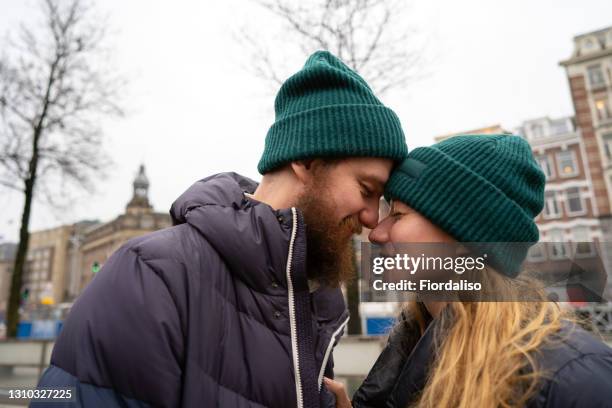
[406,268,572,408]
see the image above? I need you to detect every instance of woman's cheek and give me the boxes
[389,218,415,243]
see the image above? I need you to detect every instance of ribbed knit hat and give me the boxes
[385,134,545,277]
[257,50,408,174]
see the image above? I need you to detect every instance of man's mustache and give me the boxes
[340,215,363,235]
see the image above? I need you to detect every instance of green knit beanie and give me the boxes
[385,134,545,277]
[257,50,408,174]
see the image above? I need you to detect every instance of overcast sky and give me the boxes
[1,0,612,242]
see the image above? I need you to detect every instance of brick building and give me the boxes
[515,116,602,248]
[560,26,612,238]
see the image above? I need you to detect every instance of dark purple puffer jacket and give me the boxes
[35,173,349,408]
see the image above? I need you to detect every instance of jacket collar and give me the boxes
[169,172,348,314]
[170,172,294,292]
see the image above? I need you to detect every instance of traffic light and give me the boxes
[92,261,100,274]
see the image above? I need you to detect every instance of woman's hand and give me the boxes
[323,377,352,408]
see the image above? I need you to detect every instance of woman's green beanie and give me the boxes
[257,50,408,174]
[385,134,545,277]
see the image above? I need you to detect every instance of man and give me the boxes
[35,51,407,407]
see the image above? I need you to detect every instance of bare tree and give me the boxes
[238,0,426,96]
[0,0,124,337]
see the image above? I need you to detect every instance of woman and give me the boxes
[325,135,612,407]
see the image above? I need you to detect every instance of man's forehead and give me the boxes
[350,157,393,183]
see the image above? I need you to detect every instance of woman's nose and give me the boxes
[368,217,391,244]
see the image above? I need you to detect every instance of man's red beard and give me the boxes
[296,174,362,287]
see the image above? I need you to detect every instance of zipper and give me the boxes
[286,207,303,408]
[317,316,350,390]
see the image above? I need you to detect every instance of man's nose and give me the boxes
[359,204,379,230]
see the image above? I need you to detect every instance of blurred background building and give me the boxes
[0,165,171,317]
[517,115,602,247]
[428,26,612,263]
[0,244,17,321]
[77,164,171,291]
[560,27,612,247]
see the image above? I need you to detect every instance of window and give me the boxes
[595,97,611,121]
[537,155,554,179]
[543,191,561,219]
[556,150,578,177]
[527,243,546,262]
[140,216,154,229]
[531,124,544,139]
[566,187,584,214]
[573,226,594,257]
[551,120,569,136]
[587,65,606,88]
[549,230,567,259]
[603,133,612,162]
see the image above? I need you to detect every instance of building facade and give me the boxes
[64,220,101,301]
[78,165,172,291]
[1,165,172,313]
[560,26,612,232]
[515,116,603,248]
[22,225,74,307]
[0,243,17,318]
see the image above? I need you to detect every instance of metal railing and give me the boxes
[0,310,609,406]
[0,340,53,406]
[574,303,612,336]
